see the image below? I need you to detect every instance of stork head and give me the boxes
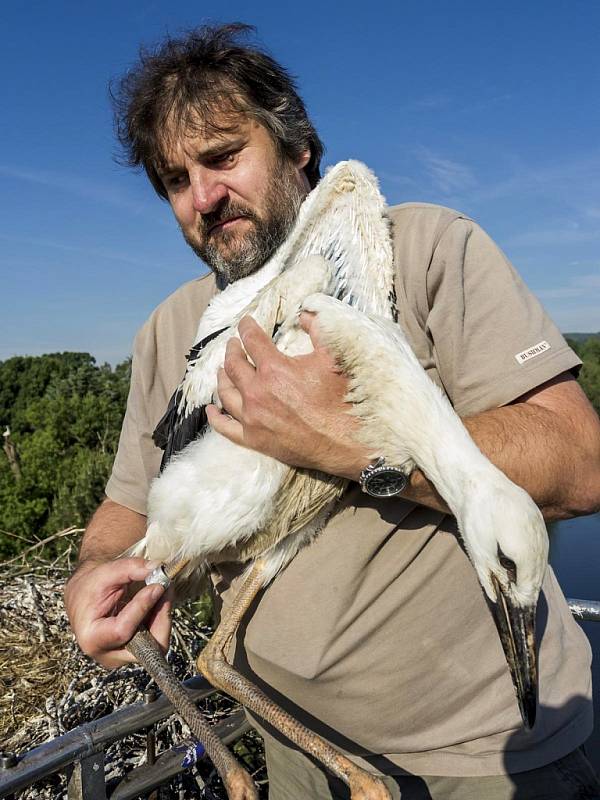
[457,473,549,729]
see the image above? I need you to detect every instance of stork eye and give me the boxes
[497,547,517,583]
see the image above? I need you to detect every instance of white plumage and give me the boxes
[129,160,547,731]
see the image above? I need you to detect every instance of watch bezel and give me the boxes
[360,458,410,498]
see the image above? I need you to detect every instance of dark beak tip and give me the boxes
[522,695,537,731]
[489,576,539,733]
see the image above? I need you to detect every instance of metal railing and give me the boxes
[1,597,598,800]
[0,674,249,800]
[566,598,600,621]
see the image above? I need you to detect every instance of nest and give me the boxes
[0,529,267,798]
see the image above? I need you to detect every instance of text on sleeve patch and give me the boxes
[515,341,551,365]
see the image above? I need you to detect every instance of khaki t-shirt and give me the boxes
[106,203,592,777]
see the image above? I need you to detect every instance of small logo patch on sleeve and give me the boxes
[515,340,551,364]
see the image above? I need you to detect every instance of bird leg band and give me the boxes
[197,560,392,800]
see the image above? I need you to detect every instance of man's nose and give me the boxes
[190,169,228,214]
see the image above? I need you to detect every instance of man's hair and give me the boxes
[111,23,324,198]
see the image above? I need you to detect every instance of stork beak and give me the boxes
[490,574,538,730]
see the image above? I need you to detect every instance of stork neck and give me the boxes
[196,258,281,342]
[409,402,496,522]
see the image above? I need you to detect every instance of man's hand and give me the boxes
[64,498,173,669]
[206,313,370,480]
[65,557,173,669]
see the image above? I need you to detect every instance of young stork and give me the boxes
[124,161,548,800]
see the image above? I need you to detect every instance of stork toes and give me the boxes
[348,774,393,800]
[222,767,259,800]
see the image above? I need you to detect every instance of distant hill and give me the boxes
[565,332,600,343]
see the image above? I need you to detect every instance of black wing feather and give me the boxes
[152,326,227,472]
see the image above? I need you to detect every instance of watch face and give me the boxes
[365,469,408,497]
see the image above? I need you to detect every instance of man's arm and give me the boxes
[64,498,172,669]
[209,315,600,522]
[78,497,147,563]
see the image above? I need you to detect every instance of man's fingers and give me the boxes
[78,558,159,620]
[96,647,139,669]
[94,557,160,590]
[297,314,339,369]
[224,336,256,388]
[206,403,245,443]
[297,311,336,359]
[237,316,279,368]
[298,310,317,335]
[91,583,165,651]
[217,367,243,418]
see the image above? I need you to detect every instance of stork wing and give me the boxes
[152,326,227,470]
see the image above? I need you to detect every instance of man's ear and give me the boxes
[296,148,311,170]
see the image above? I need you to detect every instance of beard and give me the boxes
[182,159,306,287]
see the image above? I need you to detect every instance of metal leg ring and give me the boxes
[145,565,171,589]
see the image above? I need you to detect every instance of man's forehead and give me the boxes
[157,113,255,168]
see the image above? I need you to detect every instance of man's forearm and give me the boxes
[78,497,147,566]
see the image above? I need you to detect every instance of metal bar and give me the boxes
[109,710,250,800]
[0,728,97,799]
[0,754,16,800]
[144,689,158,768]
[567,598,600,622]
[67,751,107,800]
[0,676,216,798]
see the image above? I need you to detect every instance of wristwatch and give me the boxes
[359,457,410,498]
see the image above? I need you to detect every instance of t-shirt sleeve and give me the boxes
[425,218,582,417]
[105,321,163,515]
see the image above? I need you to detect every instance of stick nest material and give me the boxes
[0,529,266,799]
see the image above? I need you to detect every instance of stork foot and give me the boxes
[222,765,259,800]
[349,773,391,800]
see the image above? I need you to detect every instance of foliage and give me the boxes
[0,353,130,558]
[567,336,600,415]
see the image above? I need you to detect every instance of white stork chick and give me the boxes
[125,161,547,800]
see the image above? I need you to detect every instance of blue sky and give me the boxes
[1,1,599,364]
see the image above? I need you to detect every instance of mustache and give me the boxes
[198,201,259,236]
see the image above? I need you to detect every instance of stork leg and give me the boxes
[197,559,391,800]
[126,560,257,800]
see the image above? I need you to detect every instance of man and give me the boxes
[65,23,600,799]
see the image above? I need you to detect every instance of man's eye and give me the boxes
[165,174,187,190]
[210,151,237,167]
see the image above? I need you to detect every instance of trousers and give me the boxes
[260,725,600,800]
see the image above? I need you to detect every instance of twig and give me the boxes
[0,527,36,545]
[0,527,84,566]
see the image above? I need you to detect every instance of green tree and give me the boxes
[568,336,600,415]
[0,353,131,557]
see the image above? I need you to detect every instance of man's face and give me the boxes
[157,117,311,285]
